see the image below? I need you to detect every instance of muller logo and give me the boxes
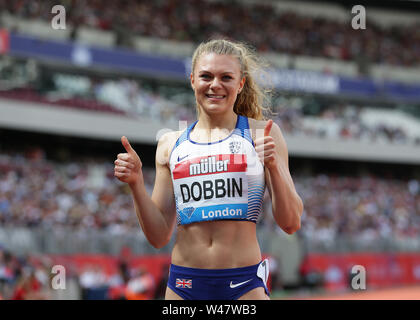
[173,154,247,180]
[189,156,229,176]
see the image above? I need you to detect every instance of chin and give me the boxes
[203,106,229,115]
[202,101,232,112]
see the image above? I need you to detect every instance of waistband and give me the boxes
[169,262,261,278]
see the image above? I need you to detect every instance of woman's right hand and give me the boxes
[114,136,144,187]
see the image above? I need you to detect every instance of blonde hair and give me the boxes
[191,39,272,120]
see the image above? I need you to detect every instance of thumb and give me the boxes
[264,120,273,137]
[121,136,134,154]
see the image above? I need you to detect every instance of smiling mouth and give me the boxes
[206,94,226,99]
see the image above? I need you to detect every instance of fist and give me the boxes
[254,120,277,170]
[114,136,143,186]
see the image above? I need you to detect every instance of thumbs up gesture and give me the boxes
[255,120,277,170]
[114,136,143,186]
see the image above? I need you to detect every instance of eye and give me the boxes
[200,74,211,79]
[222,75,233,80]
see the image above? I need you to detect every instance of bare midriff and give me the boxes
[171,220,262,269]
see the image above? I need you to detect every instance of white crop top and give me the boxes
[169,115,265,226]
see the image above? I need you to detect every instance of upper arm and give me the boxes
[150,131,179,228]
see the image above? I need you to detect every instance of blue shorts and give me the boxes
[167,259,270,300]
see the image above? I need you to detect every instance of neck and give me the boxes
[196,110,238,131]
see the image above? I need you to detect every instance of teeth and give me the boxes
[207,95,224,98]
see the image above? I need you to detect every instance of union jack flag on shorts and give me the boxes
[176,278,192,288]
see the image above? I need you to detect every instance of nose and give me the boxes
[210,77,222,90]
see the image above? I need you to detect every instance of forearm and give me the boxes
[267,162,303,234]
[129,181,173,248]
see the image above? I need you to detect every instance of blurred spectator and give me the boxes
[107,262,129,300]
[153,263,169,300]
[267,256,282,291]
[12,267,46,300]
[298,255,324,290]
[124,266,155,300]
[79,264,108,300]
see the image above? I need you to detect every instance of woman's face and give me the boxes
[191,53,245,116]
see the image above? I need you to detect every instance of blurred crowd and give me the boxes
[272,96,420,145]
[1,147,419,299]
[0,246,53,299]
[0,245,165,300]
[292,174,420,247]
[41,71,420,145]
[1,60,419,145]
[1,148,419,244]
[0,148,153,233]
[1,0,419,67]
[77,259,160,300]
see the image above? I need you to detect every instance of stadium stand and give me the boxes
[0,148,419,247]
[1,0,419,67]
[1,58,420,145]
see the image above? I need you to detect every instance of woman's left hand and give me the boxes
[254,119,278,170]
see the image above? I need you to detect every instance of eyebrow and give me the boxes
[198,70,235,75]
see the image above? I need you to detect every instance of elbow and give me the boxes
[281,198,303,235]
[142,223,173,249]
[150,240,166,250]
[149,235,171,249]
[151,242,166,250]
[283,220,301,235]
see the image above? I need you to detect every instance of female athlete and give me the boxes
[114,39,303,300]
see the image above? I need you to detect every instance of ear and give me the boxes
[190,73,195,90]
[238,76,246,93]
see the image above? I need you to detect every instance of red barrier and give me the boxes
[301,253,420,291]
[0,29,9,54]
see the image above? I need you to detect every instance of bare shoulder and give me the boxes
[156,130,184,166]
